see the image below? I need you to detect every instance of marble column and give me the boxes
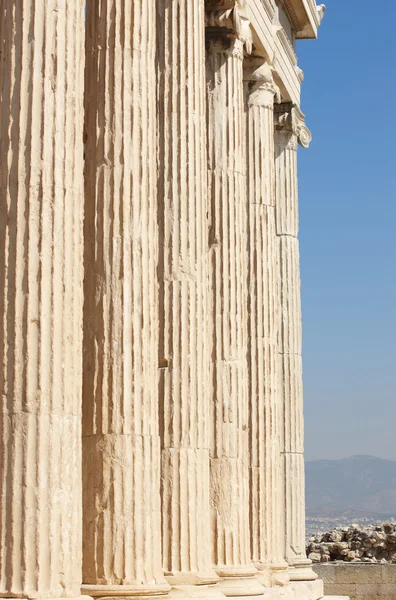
[82,2,170,599]
[0,2,85,599]
[206,11,263,598]
[244,60,289,589]
[274,104,316,582]
[156,1,222,598]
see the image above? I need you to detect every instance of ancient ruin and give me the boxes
[0,2,333,600]
[309,524,396,564]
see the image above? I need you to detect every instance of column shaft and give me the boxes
[244,63,289,588]
[275,106,315,582]
[206,33,263,598]
[0,2,84,598]
[83,1,169,598]
[156,0,221,593]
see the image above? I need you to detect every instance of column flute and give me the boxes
[244,59,290,589]
[274,103,317,583]
[157,0,224,598]
[206,4,264,598]
[82,1,170,599]
[0,2,85,599]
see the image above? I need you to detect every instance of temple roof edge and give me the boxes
[284,0,326,40]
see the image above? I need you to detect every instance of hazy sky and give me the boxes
[296,1,396,461]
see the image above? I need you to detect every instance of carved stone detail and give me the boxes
[205,2,253,54]
[244,58,281,102]
[0,3,326,600]
[317,4,326,23]
[275,103,312,149]
[244,58,290,590]
[0,2,85,599]
[157,0,222,594]
[82,1,170,598]
[275,105,317,584]
[206,34,264,600]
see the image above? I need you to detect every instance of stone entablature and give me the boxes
[246,0,325,103]
[0,3,334,600]
[284,0,326,39]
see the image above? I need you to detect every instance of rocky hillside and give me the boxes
[307,523,396,563]
[306,455,396,519]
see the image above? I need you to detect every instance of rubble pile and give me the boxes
[306,523,396,564]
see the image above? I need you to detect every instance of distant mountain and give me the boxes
[305,455,396,519]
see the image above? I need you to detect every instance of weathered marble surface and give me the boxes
[0,2,331,600]
[0,2,85,598]
[82,0,169,598]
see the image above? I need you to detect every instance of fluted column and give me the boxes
[156,1,222,598]
[244,60,289,589]
[274,104,316,582]
[0,2,85,599]
[82,2,169,599]
[206,11,263,598]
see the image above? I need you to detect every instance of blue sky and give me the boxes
[296,1,396,461]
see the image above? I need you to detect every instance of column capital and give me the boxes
[244,57,281,103]
[205,0,247,11]
[275,102,312,149]
[205,2,252,54]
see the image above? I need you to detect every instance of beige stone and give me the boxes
[156,1,221,595]
[244,58,289,589]
[382,567,396,583]
[380,583,396,596]
[0,2,85,598]
[206,9,263,597]
[355,584,382,596]
[0,2,330,600]
[275,103,316,583]
[315,567,337,584]
[314,564,396,600]
[291,579,324,600]
[324,585,357,598]
[333,566,383,585]
[82,1,169,598]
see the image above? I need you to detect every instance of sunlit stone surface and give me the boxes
[0,2,85,599]
[0,2,337,600]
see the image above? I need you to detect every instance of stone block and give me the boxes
[314,566,337,583]
[308,578,325,599]
[382,567,396,583]
[288,581,309,600]
[380,584,396,595]
[335,566,383,584]
[262,588,292,600]
[355,583,381,595]
[359,597,396,600]
[324,584,356,598]
[290,578,324,600]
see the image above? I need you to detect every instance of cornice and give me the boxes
[275,102,312,148]
[280,0,326,39]
[295,66,304,83]
[307,0,326,26]
[282,0,302,34]
[246,0,302,105]
[261,0,277,20]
